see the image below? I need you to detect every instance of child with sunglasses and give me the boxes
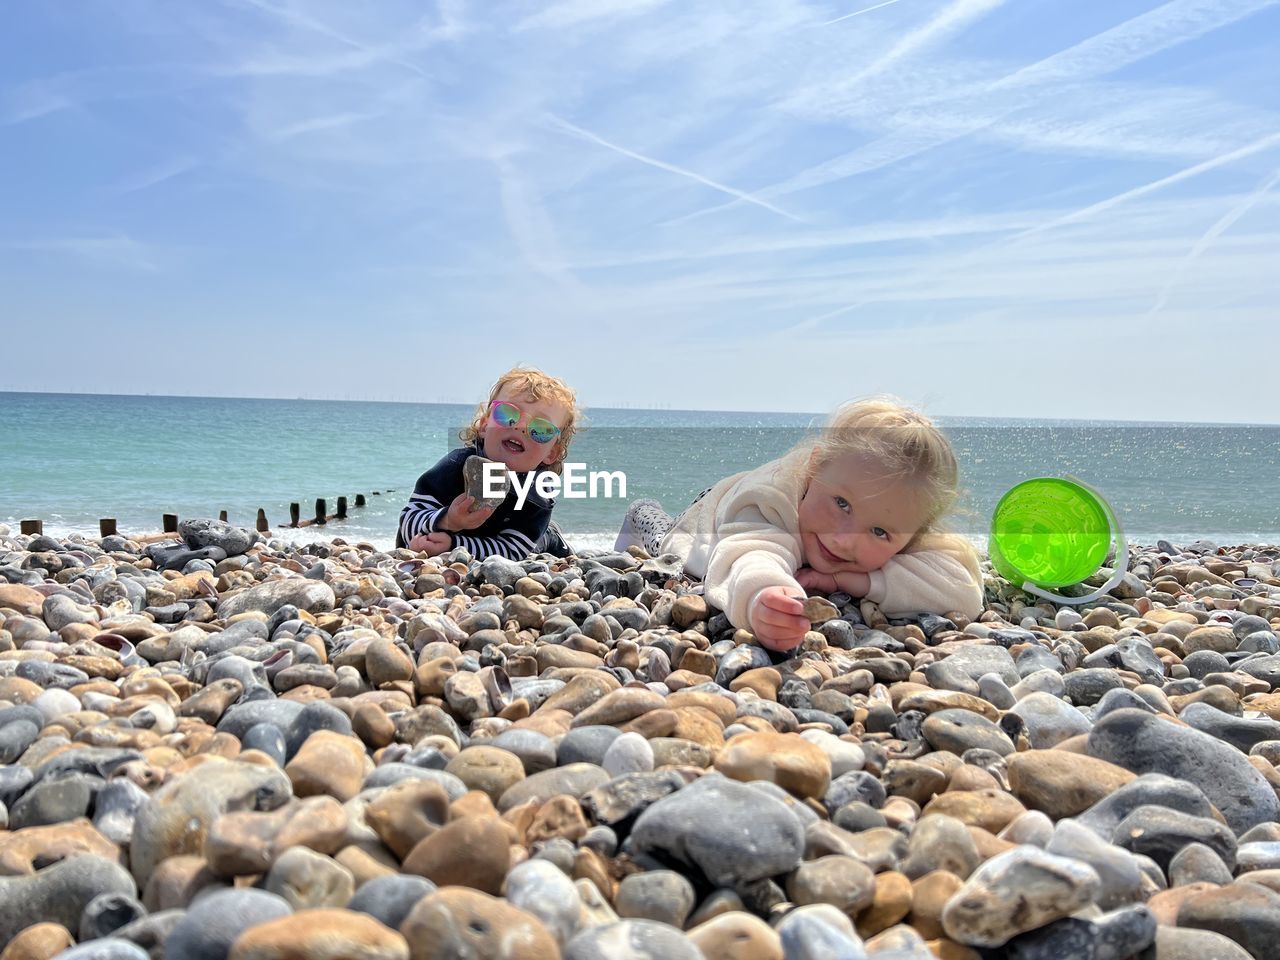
[397,367,579,560]
[615,398,983,651]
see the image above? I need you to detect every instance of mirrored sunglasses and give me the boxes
[489,400,562,444]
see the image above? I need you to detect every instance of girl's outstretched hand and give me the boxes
[408,531,452,556]
[795,567,838,594]
[749,585,809,652]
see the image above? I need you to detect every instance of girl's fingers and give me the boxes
[759,627,804,651]
[756,609,808,633]
[762,592,804,616]
[762,609,806,628]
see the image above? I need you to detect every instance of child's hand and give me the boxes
[408,531,452,556]
[834,571,871,599]
[443,493,496,531]
[795,567,838,594]
[748,585,810,652]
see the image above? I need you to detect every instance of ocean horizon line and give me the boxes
[2,389,1276,430]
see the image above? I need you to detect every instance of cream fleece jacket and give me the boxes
[659,450,984,630]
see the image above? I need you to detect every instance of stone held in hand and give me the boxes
[464,456,511,511]
[798,599,839,627]
[802,597,840,624]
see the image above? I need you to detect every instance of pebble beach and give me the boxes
[2,518,1280,960]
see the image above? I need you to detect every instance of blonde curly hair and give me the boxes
[792,397,978,573]
[459,367,580,474]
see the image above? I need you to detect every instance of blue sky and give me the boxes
[2,0,1278,420]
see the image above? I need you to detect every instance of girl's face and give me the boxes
[797,451,932,575]
[481,390,568,473]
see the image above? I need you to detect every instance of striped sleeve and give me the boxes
[399,493,446,546]
[454,527,538,561]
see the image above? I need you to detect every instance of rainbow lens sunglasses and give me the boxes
[489,400,562,444]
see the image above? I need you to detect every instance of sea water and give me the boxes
[2,392,1277,552]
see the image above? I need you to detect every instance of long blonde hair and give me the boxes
[459,367,580,474]
[797,397,978,571]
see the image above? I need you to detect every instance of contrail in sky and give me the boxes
[823,0,912,26]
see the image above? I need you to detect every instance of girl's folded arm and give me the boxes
[864,546,984,619]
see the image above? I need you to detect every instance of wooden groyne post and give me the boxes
[279,489,387,528]
[17,486,393,543]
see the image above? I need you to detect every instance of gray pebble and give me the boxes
[346,874,436,930]
[163,889,292,960]
[615,870,695,928]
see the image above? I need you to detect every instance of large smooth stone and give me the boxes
[179,519,256,557]
[1072,774,1219,841]
[1150,925,1254,960]
[940,645,1019,685]
[503,859,582,946]
[1007,752,1136,820]
[941,847,1101,948]
[564,920,702,959]
[497,763,610,813]
[921,709,1014,757]
[1176,882,1280,959]
[1004,905,1156,960]
[628,775,804,887]
[775,906,867,960]
[130,761,293,885]
[713,732,832,799]
[1179,702,1280,754]
[0,856,136,945]
[1007,692,1092,748]
[688,912,783,960]
[1087,709,1280,834]
[226,909,408,960]
[346,875,437,932]
[1112,805,1237,872]
[219,580,336,618]
[163,889,293,960]
[399,887,558,959]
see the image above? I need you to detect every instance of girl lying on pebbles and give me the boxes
[616,398,983,651]
[397,367,579,560]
